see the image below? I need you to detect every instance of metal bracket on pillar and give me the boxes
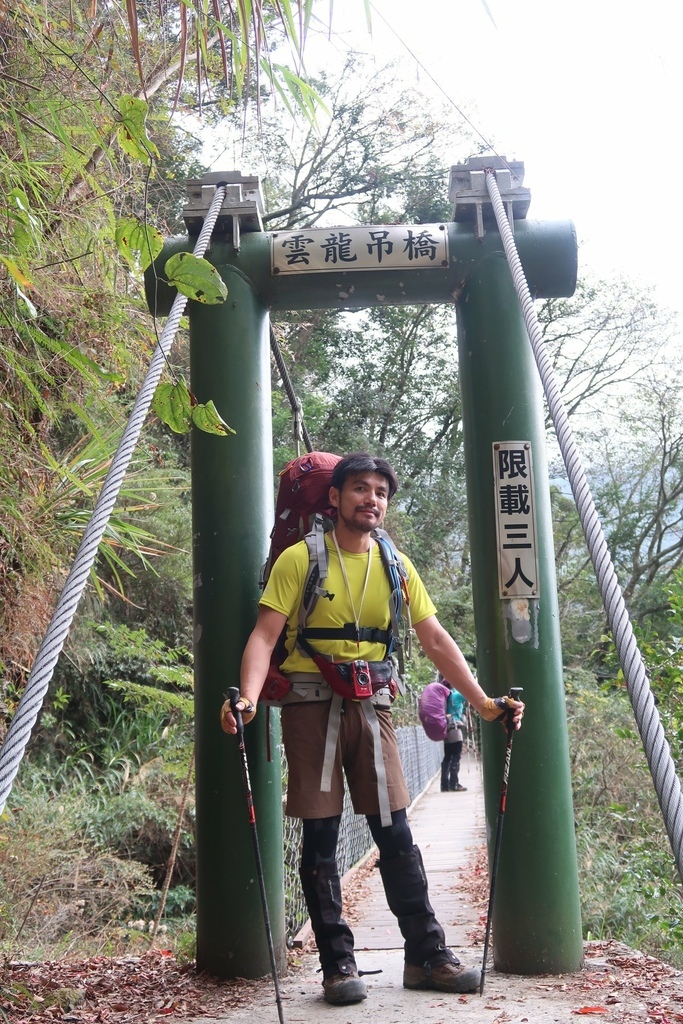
[183,171,265,252]
[450,156,530,241]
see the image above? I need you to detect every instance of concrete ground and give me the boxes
[192,747,683,1024]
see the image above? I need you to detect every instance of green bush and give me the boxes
[566,668,683,966]
[1,784,155,959]
[76,767,195,886]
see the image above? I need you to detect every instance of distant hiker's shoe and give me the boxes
[451,783,467,791]
[323,969,367,1005]
[403,954,480,993]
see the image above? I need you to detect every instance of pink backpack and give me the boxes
[418,680,450,741]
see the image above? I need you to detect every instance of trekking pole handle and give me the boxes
[507,687,523,732]
[225,686,244,734]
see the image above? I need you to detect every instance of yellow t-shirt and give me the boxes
[260,533,436,674]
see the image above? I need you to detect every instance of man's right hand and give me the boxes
[479,695,525,729]
[220,697,257,734]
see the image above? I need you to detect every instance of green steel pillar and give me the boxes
[456,251,583,973]
[189,256,285,978]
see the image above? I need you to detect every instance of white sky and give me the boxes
[300,0,683,320]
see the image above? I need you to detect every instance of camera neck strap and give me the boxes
[330,530,373,650]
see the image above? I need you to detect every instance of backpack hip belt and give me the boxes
[282,674,394,708]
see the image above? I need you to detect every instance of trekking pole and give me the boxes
[225,687,285,1024]
[479,687,523,997]
[465,704,478,772]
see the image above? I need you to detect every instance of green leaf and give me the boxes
[12,222,33,253]
[8,187,32,214]
[115,217,164,270]
[8,187,41,253]
[191,400,235,436]
[152,380,193,433]
[117,95,160,162]
[164,252,228,304]
[153,381,234,437]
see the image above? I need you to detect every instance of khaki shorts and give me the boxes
[280,699,410,819]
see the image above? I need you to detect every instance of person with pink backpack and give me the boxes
[442,678,468,792]
[417,674,468,791]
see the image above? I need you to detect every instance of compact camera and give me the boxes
[349,659,373,698]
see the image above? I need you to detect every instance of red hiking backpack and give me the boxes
[260,451,341,585]
[259,452,341,702]
[418,680,450,741]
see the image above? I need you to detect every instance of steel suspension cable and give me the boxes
[0,186,228,814]
[269,324,313,454]
[484,169,683,881]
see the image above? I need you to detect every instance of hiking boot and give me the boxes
[403,955,480,993]
[322,968,367,1005]
[451,783,467,791]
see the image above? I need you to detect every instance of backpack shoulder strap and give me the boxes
[296,524,411,682]
[298,514,334,630]
[372,528,412,679]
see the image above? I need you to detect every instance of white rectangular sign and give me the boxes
[271,224,449,274]
[493,441,540,599]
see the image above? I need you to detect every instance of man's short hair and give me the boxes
[331,452,399,500]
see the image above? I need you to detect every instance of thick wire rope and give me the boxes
[0,186,228,814]
[269,324,313,454]
[485,170,683,881]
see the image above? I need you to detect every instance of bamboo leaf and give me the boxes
[211,0,230,89]
[0,255,33,288]
[479,0,498,28]
[171,2,190,117]
[16,286,38,318]
[8,187,41,253]
[164,252,228,303]
[33,331,125,385]
[124,0,147,93]
[113,1,351,115]
[262,60,327,122]
[362,0,372,34]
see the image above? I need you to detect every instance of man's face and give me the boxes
[330,471,390,533]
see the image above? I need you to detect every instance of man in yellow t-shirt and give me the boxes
[260,531,435,675]
[221,452,524,1007]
